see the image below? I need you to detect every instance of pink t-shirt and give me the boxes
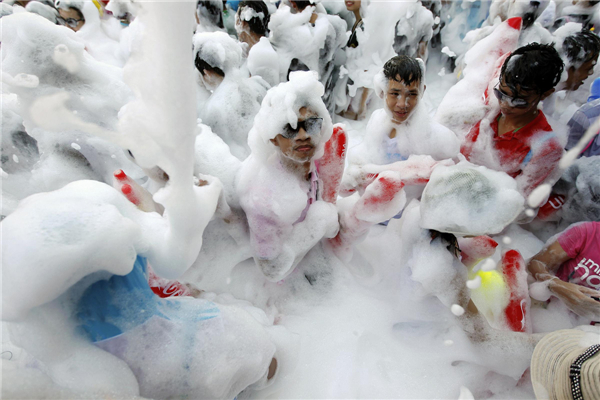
[556,221,600,290]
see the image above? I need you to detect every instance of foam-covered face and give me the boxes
[385,77,420,124]
[345,0,361,12]
[565,58,597,91]
[497,78,541,118]
[58,7,85,32]
[270,107,320,162]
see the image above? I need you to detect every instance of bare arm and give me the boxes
[528,240,600,320]
[527,240,571,281]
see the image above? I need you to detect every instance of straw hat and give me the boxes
[531,328,600,400]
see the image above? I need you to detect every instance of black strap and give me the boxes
[570,344,600,400]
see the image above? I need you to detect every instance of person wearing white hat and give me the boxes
[531,327,600,400]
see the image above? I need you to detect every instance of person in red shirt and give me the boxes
[461,43,565,197]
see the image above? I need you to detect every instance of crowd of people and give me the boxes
[1,0,600,399]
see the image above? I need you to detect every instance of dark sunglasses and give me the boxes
[282,117,323,139]
[57,16,84,29]
[493,85,529,108]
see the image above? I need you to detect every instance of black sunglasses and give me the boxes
[493,85,530,108]
[57,16,84,29]
[282,117,323,139]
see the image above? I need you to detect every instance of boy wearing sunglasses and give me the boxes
[461,43,565,198]
[237,72,342,282]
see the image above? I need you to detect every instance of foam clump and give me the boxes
[420,161,525,236]
[1,181,143,321]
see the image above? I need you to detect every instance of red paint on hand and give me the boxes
[363,177,405,206]
[502,250,528,332]
[318,125,348,204]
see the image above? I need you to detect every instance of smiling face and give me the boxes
[270,107,320,163]
[345,0,361,12]
[385,76,421,124]
[565,58,597,91]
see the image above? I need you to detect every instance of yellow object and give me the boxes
[92,0,104,17]
[469,269,509,328]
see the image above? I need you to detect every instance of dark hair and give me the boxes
[383,55,422,85]
[196,0,224,29]
[291,1,314,11]
[286,58,309,81]
[562,30,600,66]
[237,0,270,37]
[500,42,564,95]
[195,52,225,77]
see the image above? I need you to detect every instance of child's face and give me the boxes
[385,76,421,124]
[496,78,541,118]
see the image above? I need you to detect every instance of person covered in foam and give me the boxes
[53,0,123,67]
[341,55,460,202]
[397,160,546,343]
[544,25,600,120]
[194,31,270,160]
[461,43,565,198]
[236,71,340,282]
[348,55,459,167]
[267,0,346,113]
[235,0,280,88]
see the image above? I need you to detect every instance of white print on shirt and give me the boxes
[547,196,565,210]
[573,257,600,289]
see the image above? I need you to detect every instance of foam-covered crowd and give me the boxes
[2,0,600,399]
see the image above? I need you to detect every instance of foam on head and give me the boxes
[192,31,243,75]
[247,71,332,162]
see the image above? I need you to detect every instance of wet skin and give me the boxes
[385,76,422,125]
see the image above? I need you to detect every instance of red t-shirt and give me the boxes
[461,112,563,196]
[556,222,600,290]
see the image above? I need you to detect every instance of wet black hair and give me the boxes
[382,55,422,85]
[196,0,224,29]
[500,42,564,95]
[562,30,600,66]
[291,0,314,11]
[237,0,270,37]
[195,52,225,77]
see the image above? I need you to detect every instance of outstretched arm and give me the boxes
[528,241,600,320]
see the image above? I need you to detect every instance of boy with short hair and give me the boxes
[461,42,565,197]
[345,55,459,174]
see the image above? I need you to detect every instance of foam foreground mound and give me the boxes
[2,181,151,321]
[420,161,525,236]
